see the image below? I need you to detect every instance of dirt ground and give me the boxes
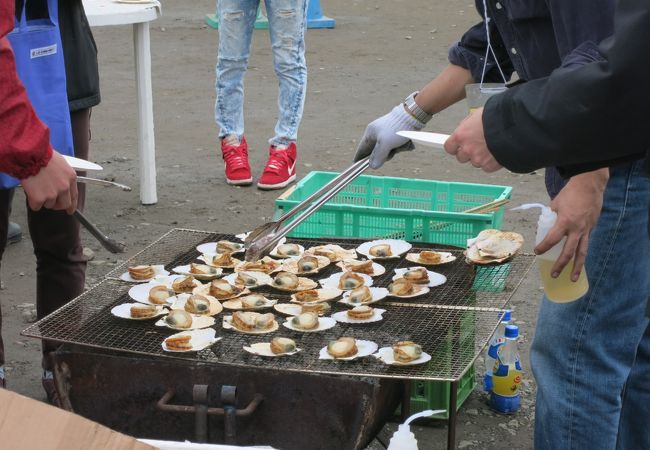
[2,1,548,448]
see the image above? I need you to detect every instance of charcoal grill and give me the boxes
[23,229,534,450]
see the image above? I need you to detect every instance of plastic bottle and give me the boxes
[489,324,522,413]
[483,309,512,392]
[387,409,445,450]
[512,203,589,302]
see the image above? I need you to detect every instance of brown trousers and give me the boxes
[0,108,90,371]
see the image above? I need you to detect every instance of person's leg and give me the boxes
[531,160,650,450]
[0,189,12,387]
[265,0,307,146]
[215,0,258,140]
[616,322,650,450]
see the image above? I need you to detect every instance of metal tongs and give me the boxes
[245,156,370,261]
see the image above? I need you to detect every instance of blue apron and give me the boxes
[1,0,74,188]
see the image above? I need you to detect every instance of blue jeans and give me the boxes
[531,161,650,450]
[215,0,308,147]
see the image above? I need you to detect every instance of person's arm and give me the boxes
[0,2,78,213]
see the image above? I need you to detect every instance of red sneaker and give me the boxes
[221,136,252,185]
[257,143,297,190]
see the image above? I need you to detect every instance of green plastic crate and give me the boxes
[274,172,511,418]
[274,172,512,247]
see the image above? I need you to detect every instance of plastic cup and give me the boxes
[465,83,507,112]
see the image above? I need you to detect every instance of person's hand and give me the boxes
[444,108,502,172]
[535,168,609,280]
[354,104,425,169]
[20,150,78,214]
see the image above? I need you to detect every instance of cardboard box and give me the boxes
[0,389,156,450]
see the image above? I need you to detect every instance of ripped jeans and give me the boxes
[215,0,308,147]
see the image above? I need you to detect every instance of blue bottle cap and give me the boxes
[504,324,518,338]
[502,310,511,322]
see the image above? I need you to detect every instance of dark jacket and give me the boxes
[482,0,650,175]
[16,0,100,111]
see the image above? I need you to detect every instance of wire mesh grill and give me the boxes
[23,229,534,382]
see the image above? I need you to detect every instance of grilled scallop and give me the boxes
[294,289,320,303]
[130,304,158,318]
[184,295,211,314]
[345,259,374,274]
[369,244,392,258]
[241,294,267,309]
[313,247,337,261]
[148,285,174,304]
[297,256,319,273]
[165,310,193,329]
[270,337,297,354]
[209,279,242,299]
[327,337,358,358]
[128,265,155,280]
[348,286,373,304]
[172,276,196,294]
[276,243,301,257]
[338,271,364,290]
[392,341,423,363]
[211,252,235,267]
[419,251,442,264]
[165,335,192,351]
[236,272,259,288]
[388,278,415,296]
[301,302,331,315]
[232,311,275,331]
[239,257,280,273]
[273,271,300,290]
[291,312,319,330]
[189,263,219,276]
[403,267,430,284]
[216,240,242,254]
[347,305,374,320]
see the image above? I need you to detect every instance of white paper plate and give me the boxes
[356,239,412,260]
[155,314,216,331]
[110,303,167,320]
[196,241,245,255]
[169,293,223,316]
[282,316,337,333]
[386,284,430,299]
[63,155,103,171]
[128,282,177,305]
[289,288,343,304]
[172,265,223,281]
[373,347,432,366]
[339,287,389,306]
[198,253,241,269]
[396,131,449,149]
[331,308,385,324]
[242,342,301,357]
[319,339,378,360]
[222,315,279,334]
[162,329,221,353]
[193,283,249,301]
[393,267,447,287]
[336,259,386,277]
[405,251,456,266]
[223,271,273,289]
[319,272,373,290]
[222,295,276,311]
[119,265,169,283]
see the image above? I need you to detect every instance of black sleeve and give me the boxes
[482,0,650,173]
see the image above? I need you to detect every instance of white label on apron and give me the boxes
[30,44,57,59]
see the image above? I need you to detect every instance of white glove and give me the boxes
[354,104,426,169]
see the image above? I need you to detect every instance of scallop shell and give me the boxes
[216,240,244,254]
[184,294,211,314]
[272,243,304,258]
[281,255,330,275]
[465,229,524,264]
[338,272,365,290]
[290,288,342,303]
[171,276,199,294]
[304,244,357,262]
[347,285,373,304]
[170,293,223,316]
[388,278,415,296]
[289,312,319,330]
[271,272,318,292]
[356,239,412,260]
[195,279,248,301]
[402,267,430,284]
[222,294,276,311]
[393,341,423,363]
[405,251,456,266]
[164,310,193,329]
[223,271,273,289]
[339,287,389,306]
[199,253,241,269]
[234,257,282,274]
[189,263,222,277]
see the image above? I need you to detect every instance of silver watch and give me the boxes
[404,91,433,124]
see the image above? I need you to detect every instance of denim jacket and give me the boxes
[448,0,615,197]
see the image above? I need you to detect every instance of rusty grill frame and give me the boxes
[22,228,534,382]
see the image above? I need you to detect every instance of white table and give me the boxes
[83,0,161,205]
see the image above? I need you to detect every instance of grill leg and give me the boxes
[193,385,209,443]
[400,380,411,422]
[447,380,459,450]
[221,385,237,445]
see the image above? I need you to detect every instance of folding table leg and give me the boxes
[133,22,158,205]
[447,380,458,450]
